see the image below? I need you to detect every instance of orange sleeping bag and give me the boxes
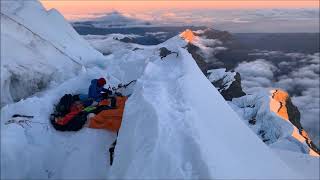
[89,96,128,132]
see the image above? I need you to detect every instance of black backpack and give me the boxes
[55,94,80,117]
[50,111,88,131]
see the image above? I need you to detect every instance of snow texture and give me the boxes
[207,68,236,91]
[109,47,300,179]
[1,1,318,179]
[1,0,103,106]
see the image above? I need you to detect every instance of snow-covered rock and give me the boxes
[230,89,319,157]
[198,57,319,157]
[1,0,103,106]
[207,68,246,100]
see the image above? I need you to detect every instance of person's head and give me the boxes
[97,78,106,87]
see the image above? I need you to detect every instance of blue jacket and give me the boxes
[88,79,109,101]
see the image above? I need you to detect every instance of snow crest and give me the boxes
[110,48,299,179]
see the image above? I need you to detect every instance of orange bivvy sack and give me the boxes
[89,96,128,132]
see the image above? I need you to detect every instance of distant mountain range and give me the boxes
[72,9,319,33]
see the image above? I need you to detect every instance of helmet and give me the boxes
[97,78,106,87]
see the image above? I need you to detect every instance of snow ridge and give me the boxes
[110,47,299,179]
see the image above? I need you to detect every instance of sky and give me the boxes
[41,1,319,19]
[41,1,319,32]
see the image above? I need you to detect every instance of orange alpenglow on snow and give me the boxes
[270,89,289,120]
[269,89,319,157]
[180,29,196,42]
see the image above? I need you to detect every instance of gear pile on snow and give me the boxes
[50,93,128,132]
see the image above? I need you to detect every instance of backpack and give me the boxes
[51,111,88,131]
[55,94,79,117]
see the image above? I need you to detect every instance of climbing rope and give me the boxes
[1,12,83,66]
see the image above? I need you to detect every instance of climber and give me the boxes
[88,78,112,102]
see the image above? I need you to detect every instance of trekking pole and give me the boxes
[109,131,119,166]
[109,140,117,165]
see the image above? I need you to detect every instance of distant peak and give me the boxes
[180,29,196,42]
[108,11,122,16]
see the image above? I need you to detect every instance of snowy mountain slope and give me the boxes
[230,91,319,156]
[1,0,104,106]
[84,31,319,179]
[1,2,318,178]
[1,0,102,63]
[1,40,150,179]
[178,29,319,156]
[207,68,319,157]
[1,22,165,179]
[1,68,116,179]
[274,149,320,179]
[109,46,300,179]
[99,30,317,155]
[2,28,311,178]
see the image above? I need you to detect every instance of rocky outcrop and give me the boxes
[158,47,178,59]
[186,43,217,73]
[229,89,319,157]
[285,97,320,154]
[207,68,246,101]
[206,67,319,156]
[179,29,319,156]
[270,89,319,156]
